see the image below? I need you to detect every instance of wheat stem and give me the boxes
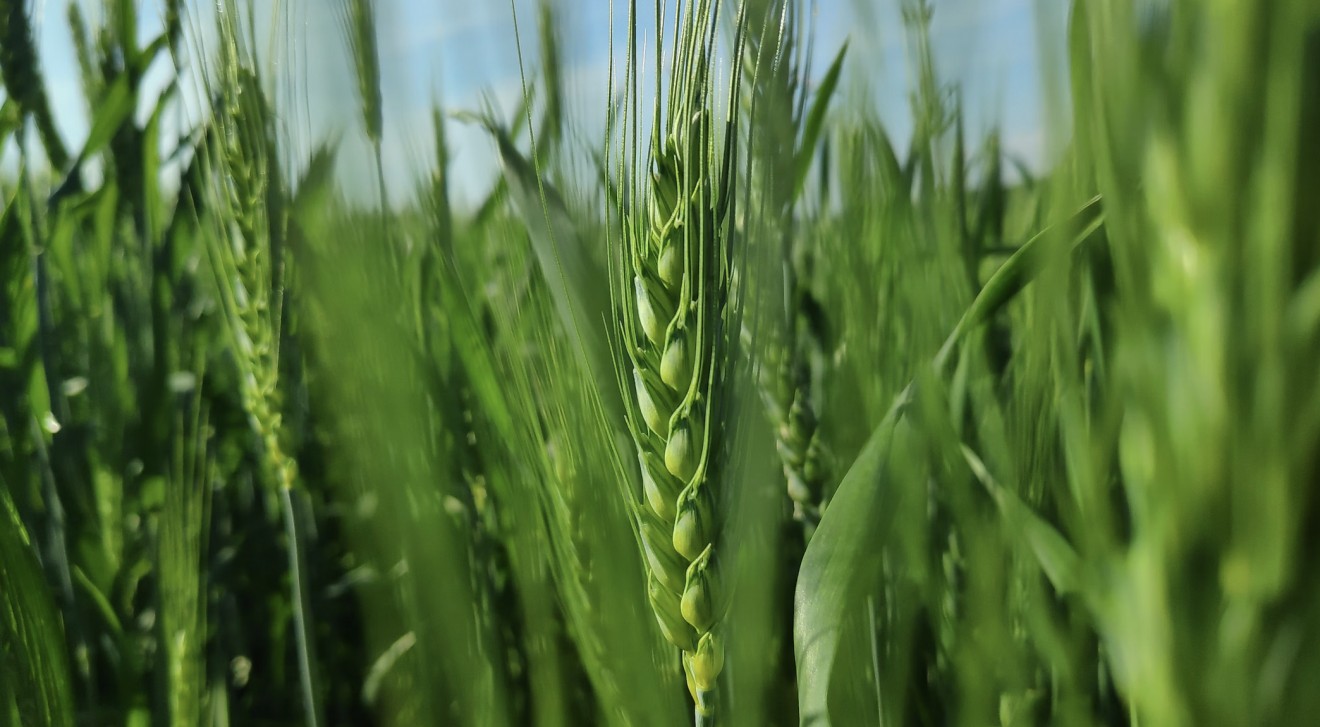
[282,486,323,727]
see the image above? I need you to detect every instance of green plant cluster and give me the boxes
[2,1,1319,726]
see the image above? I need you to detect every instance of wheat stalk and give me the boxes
[743,0,835,538]
[611,0,747,718]
[157,382,213,727]
[200,7,322,725]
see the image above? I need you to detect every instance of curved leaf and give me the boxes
[485,123,616,404]
[80,76,133,164]
[793,42,849,201]
[935,194,1105,370]
[796,194,1108,725]
[960,445,1085,597]
[794,405,913,726]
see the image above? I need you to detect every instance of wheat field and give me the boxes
[2,0,1319,725]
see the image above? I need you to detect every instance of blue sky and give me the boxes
[18,0,1062,206]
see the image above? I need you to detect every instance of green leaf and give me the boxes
[794,404,913,727]
[80,76,134,163]
[431,260,518,447]
[71,566,122,638]
[49,77,135,204]
[361,632,416,706]
[481,120,620,423]
[960,445,1085,597]
[869,123,907,201]
[304,218,514,727]
[935,194,1105,371]
[0,100,20,142]
[291,142,339,229]
[0,483,75,727]
[134,34,169,77]
[795,187,1107,724]
[793,42,849,201]
[113,0,139,68]
[142,89,165,241]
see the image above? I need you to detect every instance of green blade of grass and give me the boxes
[935,194,1105,371]
[960,445,1085,597]
[0,481,75,727]
[793,406,913,727]
[797,186,1106,725]
[486,122,616,400]
[793,41,848,201]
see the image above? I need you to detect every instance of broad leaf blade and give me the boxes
[794,405,912,726]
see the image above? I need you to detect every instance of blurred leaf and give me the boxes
[142,91,165,241]
[304,219,514,727]
[482,119,621,425]
[81,76,134,163]
[49,77,134,204]
[960,445,1085,596]
[936,194,1105,370]
[0,100,19,141]
[71,566,123,638]
[0,483,75,727]
[795,405,912,727]
[870,123,908,201]
[135,35,169,77]
[793,42,848,201]
[362,631,416,707]
[291,143,339,229]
